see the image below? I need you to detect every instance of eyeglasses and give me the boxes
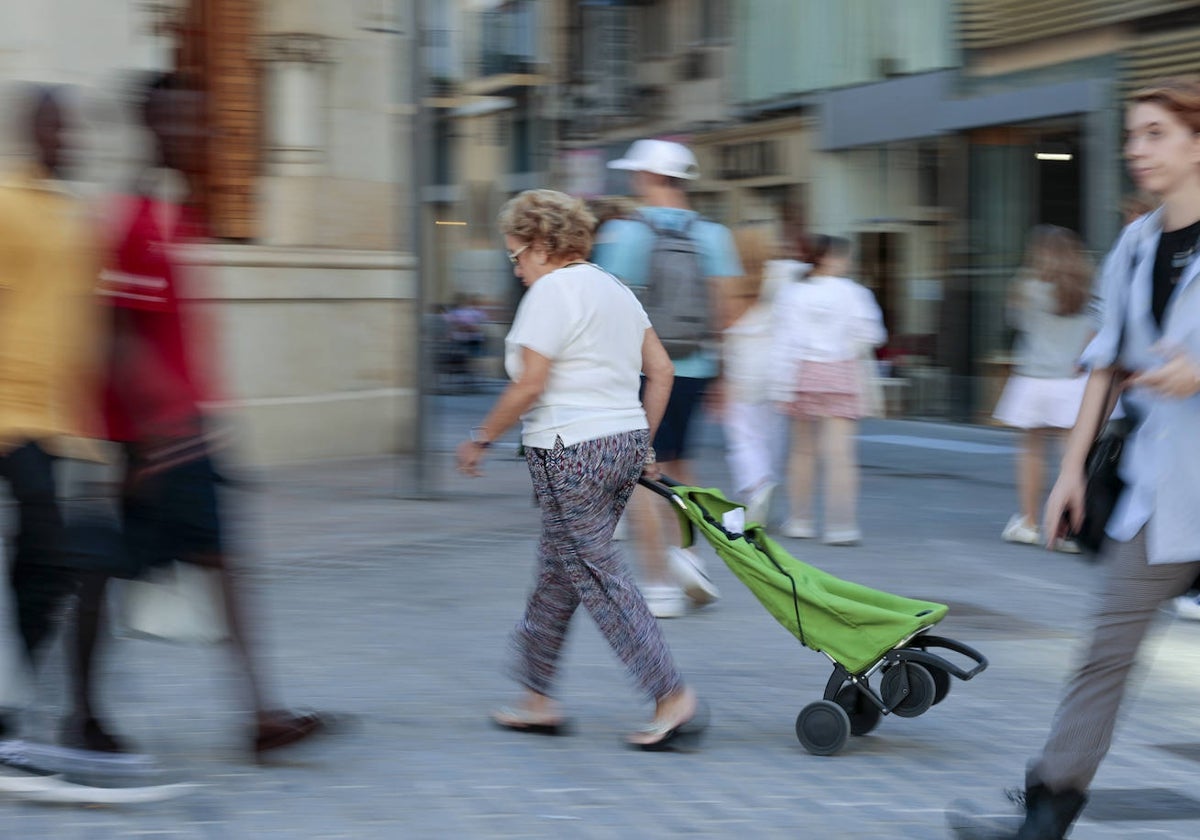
[506,243,530,266]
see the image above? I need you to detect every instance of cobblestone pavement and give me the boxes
[3,392,1200,838]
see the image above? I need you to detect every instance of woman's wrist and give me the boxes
[470,426,492,448]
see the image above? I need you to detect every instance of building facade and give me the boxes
[0,0,417,465]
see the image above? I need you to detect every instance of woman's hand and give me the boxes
[457,440,486,477]
[1127,346,1200,398]
[640,447,661,481]
[1043,468,1087,548]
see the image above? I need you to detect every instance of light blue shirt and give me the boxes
[1080,208,1200,563]
[591,207,742,379]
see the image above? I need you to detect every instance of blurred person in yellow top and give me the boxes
[0,85,106,745]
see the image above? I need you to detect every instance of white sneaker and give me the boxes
[1001,514,1041,545]
[823,528,862,546]
[1174,596,1200,621]
[641,584,686,619]
[780,518,816,539]
[745,482,776,527]
[667,547,719,606]
[1053,537,1081,555]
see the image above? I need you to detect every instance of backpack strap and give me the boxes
[635,209,703,238]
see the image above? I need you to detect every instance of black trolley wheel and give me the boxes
[881,662,937,718]
[928,664,952,706]
[834,684,882,736]
[795,700,851,756]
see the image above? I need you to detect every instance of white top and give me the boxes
[767,272,887,402]
[1080,208,1200,563]
[1008,272,1096,379]
[505,262,651,449]
[722,259,800,403]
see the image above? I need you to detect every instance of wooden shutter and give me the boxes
[179,0,260,241]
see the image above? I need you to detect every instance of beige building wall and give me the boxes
[0,0,418,466]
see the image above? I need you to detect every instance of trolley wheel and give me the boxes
[928,664,952,706]
[834,684,882,736]
[881,662,936,718]
[795,700,851,756]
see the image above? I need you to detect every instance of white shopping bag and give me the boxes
[120,562,229,645]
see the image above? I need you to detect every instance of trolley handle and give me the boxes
[637,474,683,499]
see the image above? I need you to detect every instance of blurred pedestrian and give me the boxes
[992,225,1095,554]
[77,71,326,758]
[716,226,786,524]
[0,85,111,748]
[949,75,1200,840]
[592,139,741,618]
[457,189,705,751]
[768,235,886,545]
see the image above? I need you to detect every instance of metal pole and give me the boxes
[401,0,435,498]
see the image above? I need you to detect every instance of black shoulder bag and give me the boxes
[1069,248,1140,556]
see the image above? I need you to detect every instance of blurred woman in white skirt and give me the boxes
[992,225,1096,552]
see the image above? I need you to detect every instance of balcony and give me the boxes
[465,0,547,96]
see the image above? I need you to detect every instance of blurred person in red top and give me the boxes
[75,72,326,758]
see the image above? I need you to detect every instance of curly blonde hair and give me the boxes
[497,189,597,261]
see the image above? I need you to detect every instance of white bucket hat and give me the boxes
[607,139,700,180]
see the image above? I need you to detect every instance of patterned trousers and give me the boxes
[1033,528,1200,792]
[511,430,683,701]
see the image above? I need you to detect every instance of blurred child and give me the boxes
[718,227,785,524]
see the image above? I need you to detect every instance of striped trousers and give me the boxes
[511,430,683,702]
[1033,528,1200,792]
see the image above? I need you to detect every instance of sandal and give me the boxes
[253,711,328,758]
[491,706,569,737]
[627,701,709,752]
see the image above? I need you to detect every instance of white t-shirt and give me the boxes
[767,274,887,402]
[505,262,651,448]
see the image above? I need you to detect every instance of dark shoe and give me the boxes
[1016,783,1086,840]
[60,717,129,754]
[253,711,328,758]
[946,799,1023,840]
[947,784,1086,840]
[627,701,709,753]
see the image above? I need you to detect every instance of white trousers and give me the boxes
[723,400,784,497]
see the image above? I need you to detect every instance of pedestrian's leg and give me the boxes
[823,417,859,536]
[496,445,595,725]
[544,433,698,745]
[2,443,75,663]
[628,485,670,584]
[1032,530,1200,793]
[786,417,816,524]
[1018,428,1046,527]
[510,449,583,701]
[64,572,126,751]
[725,401,766,498]
[191,552,269,714]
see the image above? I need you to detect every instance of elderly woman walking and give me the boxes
[457,189,705,750]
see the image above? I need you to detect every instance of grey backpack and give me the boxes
[635,213,710,359]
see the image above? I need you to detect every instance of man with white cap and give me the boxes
[593,139,741,618]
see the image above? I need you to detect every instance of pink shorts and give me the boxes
[786,359,863,420]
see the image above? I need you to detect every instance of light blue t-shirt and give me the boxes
[591,207,742,379]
